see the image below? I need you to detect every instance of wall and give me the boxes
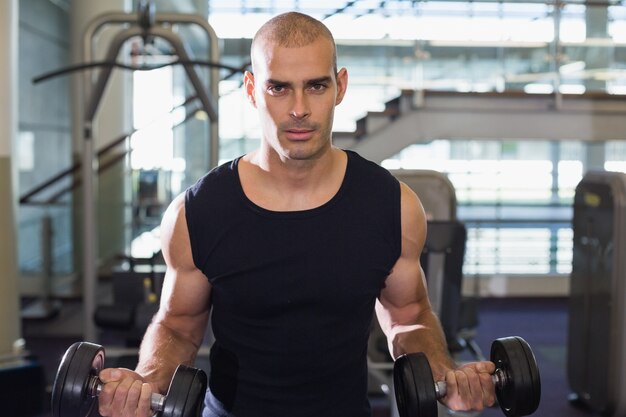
[17,0,73,295]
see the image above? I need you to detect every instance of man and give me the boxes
[98,11,496,417]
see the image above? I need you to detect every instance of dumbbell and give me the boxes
[51,341,207,417]
[394,336,541,417]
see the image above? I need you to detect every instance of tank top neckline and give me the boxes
[232,150,353,219]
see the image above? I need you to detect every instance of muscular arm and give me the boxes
[376,182,454,380]
[135,193,213,393]
[98,194,212,417]
[376,182,496,412]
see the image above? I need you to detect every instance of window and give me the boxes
[383,140,582,275]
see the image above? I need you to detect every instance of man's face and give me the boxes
[245,37,348,162]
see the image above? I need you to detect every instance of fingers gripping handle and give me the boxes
[433,369,506,399]
[91,376,166,411]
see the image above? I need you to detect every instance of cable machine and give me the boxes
[79,0,220,341]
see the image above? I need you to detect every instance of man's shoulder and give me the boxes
[187,157,240,197]
[345,149,399,186]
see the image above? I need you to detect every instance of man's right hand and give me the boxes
[97,368,156,417]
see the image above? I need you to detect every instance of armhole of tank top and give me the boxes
[393,178,403,260]
[184,188,202,271]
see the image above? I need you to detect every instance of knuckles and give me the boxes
[442,363,497,412]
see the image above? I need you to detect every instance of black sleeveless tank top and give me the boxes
[185,150,401,417]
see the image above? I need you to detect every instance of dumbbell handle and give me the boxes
[88,375,166,411]
[434,368,507,399]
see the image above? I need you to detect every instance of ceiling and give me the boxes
[207,0,626,20]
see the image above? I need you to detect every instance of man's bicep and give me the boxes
[376,181,433,335]
[158,267,211,338]
[158,193,212,341]
[377,256,431,329]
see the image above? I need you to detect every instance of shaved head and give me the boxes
[242,11,349,164]
[251,12,338,75]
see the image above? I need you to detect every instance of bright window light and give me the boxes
[131,67,174,170]
[559,84,585,94]
[208,4,559,43]
[607,85,626,95]
[208,13,272,38]
[560,20,586,43]
[524,84,554,94]
[605,161,626,173]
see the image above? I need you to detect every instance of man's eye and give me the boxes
[269,85,285,94]
[310,84,326,91]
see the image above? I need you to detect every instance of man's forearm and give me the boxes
[389,310,455,380]
[135,318,202,393]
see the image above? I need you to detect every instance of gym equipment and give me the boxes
[94,303,158,331]
[569,171,626,415]
[77,1,220,343]
[51,341,207,417]
[394,336,540,417]
[419,220,468,354]
[392,170,457,221]
[93,260,164,346]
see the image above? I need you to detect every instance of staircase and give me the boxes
[334,89,626,164]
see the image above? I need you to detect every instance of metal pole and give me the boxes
[81,122,98,342]
[22,214,62,319]
[42,215,52,299]
[155,13,221,168]
[553,0,563,110]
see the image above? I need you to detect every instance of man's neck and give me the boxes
[239,146,347,211]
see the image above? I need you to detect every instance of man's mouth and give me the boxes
[284,128,315,140]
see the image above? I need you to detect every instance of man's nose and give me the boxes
[289,90,310,119]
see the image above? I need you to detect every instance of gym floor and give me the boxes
[23,297,590,417]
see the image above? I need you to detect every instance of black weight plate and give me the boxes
[51,342,105,417]
[51,342,79,417]
[393,353,438,417]
[518,337,541,415]
[491,337,527,417]
[491,336,539,417]
[162,365,207,417]
[394,354,414,417]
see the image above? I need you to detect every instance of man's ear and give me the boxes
[244,71,257,107]
[335,68,348,106]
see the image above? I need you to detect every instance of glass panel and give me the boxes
[465,227,552,274]
[383,139,579,275]
[211,1,626,95]
[605,141,626,173]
